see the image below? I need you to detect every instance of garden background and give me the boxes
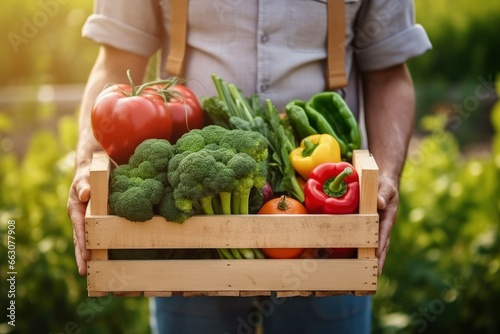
[1,0,499,333]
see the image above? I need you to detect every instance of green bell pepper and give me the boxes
[305,92,361,161]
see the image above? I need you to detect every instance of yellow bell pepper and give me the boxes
[289,134,341,180]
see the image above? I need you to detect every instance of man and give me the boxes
[68,1,431,333]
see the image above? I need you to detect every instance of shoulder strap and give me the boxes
[326,0,347,90]
[166,0,347,90]
[165,0,189,77]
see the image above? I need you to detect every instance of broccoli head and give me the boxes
[109,178,164,222]
[219,129,268,162]
[108,138,175,222]
[173,150,220,215]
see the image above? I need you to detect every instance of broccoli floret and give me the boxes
[203,160,237,215]
[129,138,175,172]
[137,160,157,179]
[140,178,165,205]
[109,184,159,222]
[197,125,230,145]
[226,152,257,214]
[175,130,206,153]
[158,186,193,224]
[254,160,268,190]
[108,139,175,222]
[202,144,236,164]
[166,150,191,188]
[167,150,192,188]
[173,150,221,215]
[219,129,268,162]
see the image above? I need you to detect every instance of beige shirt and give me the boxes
[82,0,431,113]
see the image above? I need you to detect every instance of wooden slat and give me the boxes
[353,150,379,260]
[87,152,112,297]
[352,150,379,215]
[87,259,377,293]
[89,151,111,216]
[85,214,378,249]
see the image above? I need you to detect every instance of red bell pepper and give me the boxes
[304,162,359,214]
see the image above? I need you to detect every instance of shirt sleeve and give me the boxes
[353,0,432,71]
[81,0,164,57]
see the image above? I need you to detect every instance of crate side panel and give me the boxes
[87,259,377,293]
[85,214,379,249]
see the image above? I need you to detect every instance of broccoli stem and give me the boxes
[252,248,266,259]
[200,196,215,215]
[239,190,251,215]
[231,194,240,215]
[220,192,232,215]
[212,196,222,215]
[231,191,251,215]
[231,249,243,259]
[239,249,255,259]
[217,248,234,259]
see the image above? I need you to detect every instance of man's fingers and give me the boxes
[377,195,387,210]
[377,243,388,276]
[376,175,399,275]
[68,173,92,276]
[78,186,90,202]
[75,236,88,276]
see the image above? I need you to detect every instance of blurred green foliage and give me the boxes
[1,0,96,85]
[409,0,500,148]
[372,79,500,333]
[411,0,500,83]
[0,108,150,334]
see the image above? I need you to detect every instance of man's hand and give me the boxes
[375,174,399,275]
[362,63,416,275]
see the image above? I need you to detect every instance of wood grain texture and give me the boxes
[87,259,377,293]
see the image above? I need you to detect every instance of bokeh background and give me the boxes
[1,0,499,333]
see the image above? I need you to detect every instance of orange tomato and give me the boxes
[258,195,308,215]
[258,196,308,259]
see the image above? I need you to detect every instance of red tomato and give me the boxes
[143,84,204,143]
[91,84,174,165]
[258,196,308,259]
[261,248,306,259]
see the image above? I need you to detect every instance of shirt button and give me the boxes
[260,32,269,43]
[260,84,269,92]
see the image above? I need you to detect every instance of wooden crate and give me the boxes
[85,150,379,297]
